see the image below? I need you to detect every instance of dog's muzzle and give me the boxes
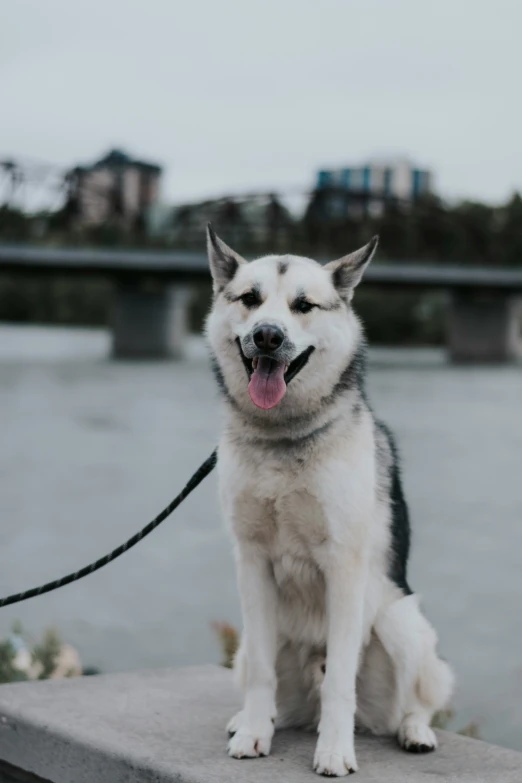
[236,335,315,411]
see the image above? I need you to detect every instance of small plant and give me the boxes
[212,621,239,669]
[431,708,455,729]
[32,628,62,680]
[457,722,480,739]
[0,622,82,683]
[0,640,27,684]
[431,708,480,739]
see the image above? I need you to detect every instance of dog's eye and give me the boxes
[240,291,261,309]
[293,298,316,314]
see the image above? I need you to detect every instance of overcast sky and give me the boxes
[1,0,520,206]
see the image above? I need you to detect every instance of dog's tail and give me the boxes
[374,594,454,731]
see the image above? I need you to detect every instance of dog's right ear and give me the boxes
[206,223,246,293]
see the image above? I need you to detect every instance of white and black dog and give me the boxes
[205,225,453,776]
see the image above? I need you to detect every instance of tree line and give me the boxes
[0,191,520,345]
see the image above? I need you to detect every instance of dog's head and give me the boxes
[205,224,378,418]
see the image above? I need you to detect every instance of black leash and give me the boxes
[0,450,217,609]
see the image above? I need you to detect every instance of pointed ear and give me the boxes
[206,223,246,293]
[324,236,379,300]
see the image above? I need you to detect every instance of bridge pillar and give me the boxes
[448,292,521,363]
[111,282,191,359]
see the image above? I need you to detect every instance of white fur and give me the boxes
[206,232,454,776]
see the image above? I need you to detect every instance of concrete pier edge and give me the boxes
[0,665,521,782]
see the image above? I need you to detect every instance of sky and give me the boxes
[1,0,520,207]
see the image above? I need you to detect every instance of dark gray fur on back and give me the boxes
[341,344,412,595]
[374,421,412,595]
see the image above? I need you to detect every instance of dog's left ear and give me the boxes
[206,223,246,293]
[324,236,379,300]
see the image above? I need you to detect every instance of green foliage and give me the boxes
[10,620,24,636]
[302,192,522,268]
[431,707,454,729]
[0,207,31,241]
[0,640,27,684]
[355,289,447,346]
[432,708,480,739]
[212,622,239,669]
[0,275,110,326]
[32,627,62,680]
[1,191,521,344]
[0,623,70,684]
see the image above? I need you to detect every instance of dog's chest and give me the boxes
[235,477,329,595]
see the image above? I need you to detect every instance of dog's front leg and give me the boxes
[314,546,367,776]
[228,542,278,760]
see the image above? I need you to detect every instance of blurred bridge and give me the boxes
[1,244,521,362]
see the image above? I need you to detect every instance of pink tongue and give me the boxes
[248,357,287,410]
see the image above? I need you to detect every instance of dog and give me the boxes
[205,225,454,776]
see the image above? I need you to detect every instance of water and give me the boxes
[0,324,521,751]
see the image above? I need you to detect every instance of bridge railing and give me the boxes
[1,244,521,362]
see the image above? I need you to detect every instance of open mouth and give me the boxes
[236,339,315,410]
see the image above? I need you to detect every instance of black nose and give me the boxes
[253,324,284,352]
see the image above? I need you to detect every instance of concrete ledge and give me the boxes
[0,666,521,783]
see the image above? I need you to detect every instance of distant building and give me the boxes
[313,159,433,220]
[316,159,433,201]
[66,149,162,228]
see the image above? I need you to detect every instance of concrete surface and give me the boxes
[0,665,521,783]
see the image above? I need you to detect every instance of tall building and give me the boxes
[66,149,162,228]
[316,159,433,202]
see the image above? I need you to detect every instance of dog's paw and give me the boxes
[398,718,437,753]
[313,742,358,776]
[226,710,245,736]
[227,720,274,759]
